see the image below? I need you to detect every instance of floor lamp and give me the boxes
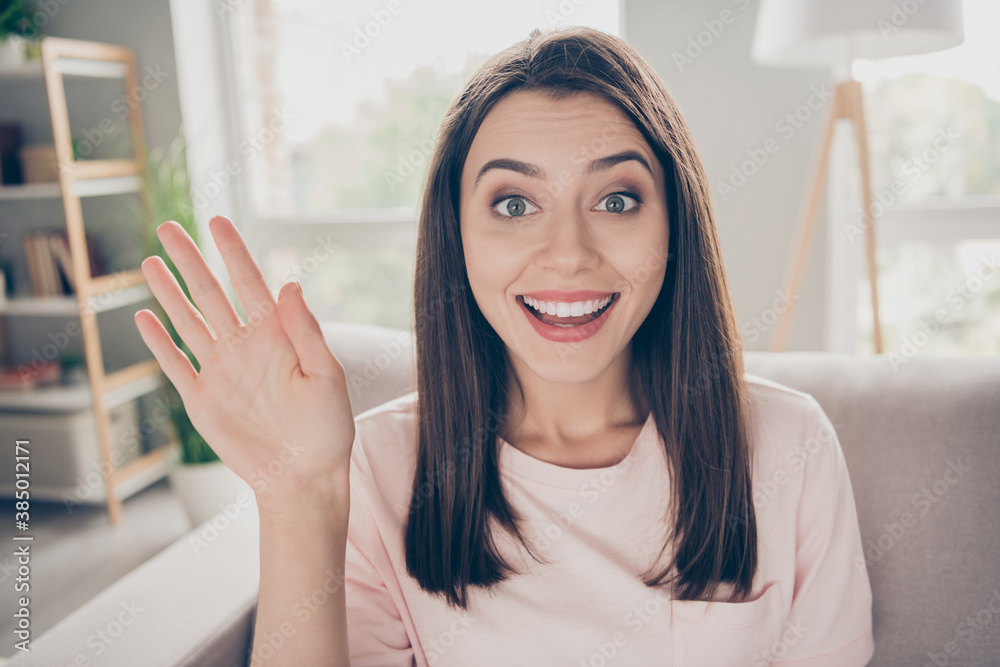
[751,0,964,353]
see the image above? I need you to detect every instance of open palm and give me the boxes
[134,216,355,514]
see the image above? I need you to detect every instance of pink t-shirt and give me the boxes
[344,374,875,666]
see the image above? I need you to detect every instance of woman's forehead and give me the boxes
[464,89,656,176]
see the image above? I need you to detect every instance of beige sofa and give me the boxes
[10,322,1000,666]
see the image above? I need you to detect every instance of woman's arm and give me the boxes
[134,215,359,664]
[252,476,351,666]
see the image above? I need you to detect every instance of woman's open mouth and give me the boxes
[516,292,620,343]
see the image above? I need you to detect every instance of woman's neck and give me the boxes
[499,346,649,465]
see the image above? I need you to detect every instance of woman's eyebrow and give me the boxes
[588,150,653,176]
[474,158,543,188]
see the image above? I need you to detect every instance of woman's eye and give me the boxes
[493,196,538,218]
[595,193,639,214]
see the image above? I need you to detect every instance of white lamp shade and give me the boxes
[752,0,964,67]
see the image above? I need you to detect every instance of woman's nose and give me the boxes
[535,205,600,276]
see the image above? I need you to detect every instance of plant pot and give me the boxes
[0,37,27,67]
[168,460,256,527]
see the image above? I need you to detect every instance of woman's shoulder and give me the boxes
[741,373,838,471]
[743,372,825,423]
[352,390,420,455]
[354,389,419,425]
[349,391,420,497]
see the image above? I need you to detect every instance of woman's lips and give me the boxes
[516,293,619,343]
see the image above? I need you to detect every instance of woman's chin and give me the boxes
[513,348,618,385]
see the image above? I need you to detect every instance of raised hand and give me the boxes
[134,215,355,516]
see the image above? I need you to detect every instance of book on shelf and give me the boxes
[0,361,60,392]
[21,228,103,298]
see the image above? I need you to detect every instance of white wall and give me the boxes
[41,0,183,155]
[625,0,834,351]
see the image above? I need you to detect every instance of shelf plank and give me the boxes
[53,57,127,79]
[104,372,164,411]
[104,358,161,393]
[72,175,141,197]
[104,361,164,410]
[0,284,152,316]
[0,481,103,504]
[0,359,165,413]
[0,441,178,503]
[88,283,153,314]
[0,182,60,199]
[112,443,180,502]
[112,441,181,493]
[0,382,91,412]
[68,159,139,180]
[42,36,133,66]
[83,268,146,300]
[0,57,129,81]
[0,295,77,316]
[0,176,141,200]
[0,60,43,81]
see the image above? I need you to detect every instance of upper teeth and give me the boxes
[522,294,613,317]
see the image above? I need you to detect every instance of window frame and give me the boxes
[826,172,1000,353]
[212,5,422,269]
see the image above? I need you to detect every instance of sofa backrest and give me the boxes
[744,351,1000,666]
[321,321,416,417]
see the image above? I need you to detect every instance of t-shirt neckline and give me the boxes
[497,412,658,490]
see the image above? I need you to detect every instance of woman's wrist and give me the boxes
[255,466,351,526]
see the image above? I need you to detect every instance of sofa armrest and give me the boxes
[7,510,260,667]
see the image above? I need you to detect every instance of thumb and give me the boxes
[277,280,339,379]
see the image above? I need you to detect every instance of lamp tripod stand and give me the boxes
[770,79,884,353]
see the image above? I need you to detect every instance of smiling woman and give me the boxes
[136,24,873,667]
[390,25,872,666]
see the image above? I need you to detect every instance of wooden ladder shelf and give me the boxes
[40,37,180,525]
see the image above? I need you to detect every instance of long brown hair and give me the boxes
[407,26,757,609]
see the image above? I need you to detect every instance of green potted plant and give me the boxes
[58,350,86,386]
[0,1,41,67]
[144,132,253,526]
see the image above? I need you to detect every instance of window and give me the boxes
[835,0,1000,356]
[221,0,622,330]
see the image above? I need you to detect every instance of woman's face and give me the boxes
[459,89,670,384]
